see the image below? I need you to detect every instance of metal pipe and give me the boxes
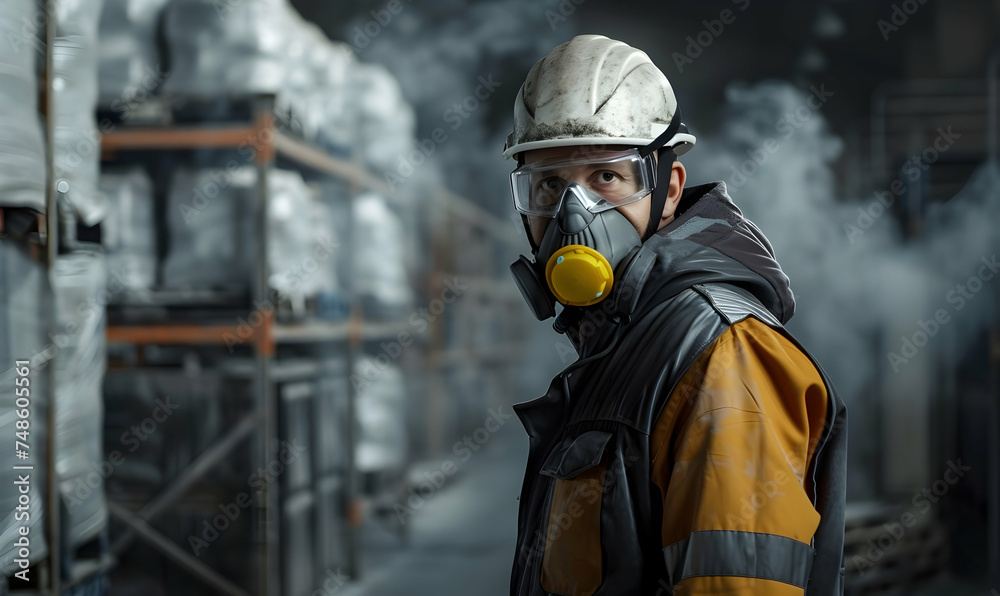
[108,502,251,596]
[109,413,260,556]
[42,0,60,592]
[870,78,985,184]
[252,94,278,596]
[988,48,999,163]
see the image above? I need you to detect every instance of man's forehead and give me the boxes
[523,145,640,165]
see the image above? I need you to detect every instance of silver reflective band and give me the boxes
[662,530,815,589]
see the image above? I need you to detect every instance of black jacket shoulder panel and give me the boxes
[691,282,783,328]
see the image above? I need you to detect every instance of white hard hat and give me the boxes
[502,34,696,160]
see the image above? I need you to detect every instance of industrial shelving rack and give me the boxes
[14,4,532,587]
[95,94,410,595]
[94,91,529,594]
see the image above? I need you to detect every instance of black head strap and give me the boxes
[638,106,684,243]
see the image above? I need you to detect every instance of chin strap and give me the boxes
[638,106,684,243]
[520,213,539,255]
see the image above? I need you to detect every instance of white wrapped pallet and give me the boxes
[162,0,297,97]
[0,242,49,576]
[352,192,413,315]
[0,0,47,212]
[162,166,339,303]
[351,63,416,172]
[268,169,340,307]
[99,168,157,290]
[53,250,109,548]
[162,0,353,146]
[162,166,256,290]
[97,0,169,105]
[354,357,407,473]
[53,0,108,225]
[304,36,356,151]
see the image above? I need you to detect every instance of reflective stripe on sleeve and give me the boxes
[662,530,815,589]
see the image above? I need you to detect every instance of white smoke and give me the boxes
[344,1,579,399]
[683,80,999,497]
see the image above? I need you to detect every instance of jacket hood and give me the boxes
[559,180,795,353]
[640,180,795,323]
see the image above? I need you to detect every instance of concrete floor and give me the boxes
[344,420,528,596]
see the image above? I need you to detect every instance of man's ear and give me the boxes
[663,161,687,218]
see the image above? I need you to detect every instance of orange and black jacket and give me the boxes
[510,181,848,595]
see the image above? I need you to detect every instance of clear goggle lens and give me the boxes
[510,148,655,218]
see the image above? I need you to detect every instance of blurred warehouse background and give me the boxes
[0,0,999,595]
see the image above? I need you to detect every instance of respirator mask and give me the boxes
[508,147,659,322]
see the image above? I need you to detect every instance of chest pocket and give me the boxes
[538,430,612,596]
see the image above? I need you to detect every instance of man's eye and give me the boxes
[596,171,619,183]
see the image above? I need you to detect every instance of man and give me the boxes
[504,35,847,595]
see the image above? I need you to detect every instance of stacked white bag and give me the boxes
[52,251,110,548]
[53,0,108,226]
[162,166,339,305]
[0,0,47,212]
[97,0,169,106]
[99,168,157,291]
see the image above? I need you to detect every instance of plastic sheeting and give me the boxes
[53,250,109,548]
[163,0,360,149]
[0,241,49,576]
[54,0,108,225]
[268,170,339,304]
[99,168,157,291]
[354,357,407,473]
[162,166,339,303]
[300,34,356,152]
[97,0,169,104]
[0,1,47,212]
[162,0,294,96]
[352,192,413,315]
[162,166,256,291]
[351,63,416,172]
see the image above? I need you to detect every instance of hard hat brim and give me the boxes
[503,133,696,160]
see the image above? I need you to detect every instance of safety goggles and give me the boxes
[510,148,656,218]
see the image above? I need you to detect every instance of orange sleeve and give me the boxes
[650,316,829,595]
